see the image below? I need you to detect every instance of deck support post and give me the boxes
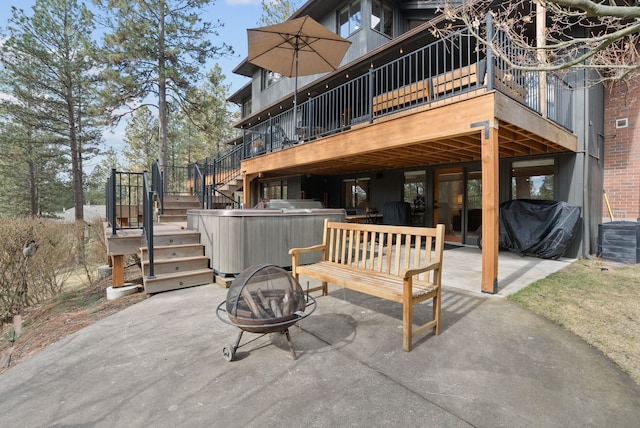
[476,120,499,294]
[111,255,125,288]
[243,174,250,209]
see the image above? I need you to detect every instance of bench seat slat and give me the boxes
[296,261,438,303]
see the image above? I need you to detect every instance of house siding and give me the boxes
[603,79,640,222]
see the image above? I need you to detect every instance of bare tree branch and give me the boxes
[444,0,640,82]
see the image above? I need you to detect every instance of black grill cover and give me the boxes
[478,199,581,259]
[382,201,412,226]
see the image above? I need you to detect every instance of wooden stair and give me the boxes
[140,229,213,294]
[157,194,200,222]
[212,174,242,208]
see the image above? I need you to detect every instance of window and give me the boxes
[261,69,282,90]
[403,171,425,226]
[371,0,393,37]
[262,180,287,200]
[511,158,554,200]
[241,98,252,118]
[338,0,362,38]
[343,177,369,208]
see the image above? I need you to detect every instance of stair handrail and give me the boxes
[142,171,155,279]
[195,145,243,209]
[106,168,117,236]
[152,161,163,215]
[192,162,206,208]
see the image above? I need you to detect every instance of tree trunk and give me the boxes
[27,144,38,217]
[158,0,169,193]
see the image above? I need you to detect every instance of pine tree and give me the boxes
[123,106,159,173]
[258,0,302,26]
[0,0,102,220]
[182,65,237,161]
[95,0,232,191]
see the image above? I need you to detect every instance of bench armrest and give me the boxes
[400,261,440,280]
[288,244,326,256]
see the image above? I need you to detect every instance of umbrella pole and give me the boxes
[293,43,299,142]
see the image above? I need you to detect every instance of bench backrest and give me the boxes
[322,220,445,281]
[432,61,483,98]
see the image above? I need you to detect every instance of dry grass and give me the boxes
[0,265,147,375]
[509,258,640,384]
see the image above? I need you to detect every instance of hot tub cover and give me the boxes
[478,199,581,259]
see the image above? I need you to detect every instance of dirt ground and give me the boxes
[0,265,148,375]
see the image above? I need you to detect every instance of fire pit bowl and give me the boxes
[216,264,316,361]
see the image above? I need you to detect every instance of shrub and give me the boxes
[0,218,86,321]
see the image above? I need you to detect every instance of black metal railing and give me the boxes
[151,161,163,215]
[189,150,242,210]
[192,162,206,208]
[106,169,145,234]
[142,171,155,279]
[166,165,189,194]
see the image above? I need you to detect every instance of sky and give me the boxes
[0,0,265,170]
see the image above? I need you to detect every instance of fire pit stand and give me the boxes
[216,264,316,361]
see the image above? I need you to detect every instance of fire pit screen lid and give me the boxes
[226,264,306,321]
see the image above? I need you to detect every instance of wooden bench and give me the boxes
[431,62,483,99]
[372,79,431,115]
[492,67,525,102]
[372,60,486,116]
[289,220,445,351]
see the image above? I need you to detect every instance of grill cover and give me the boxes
[478,199,581,259]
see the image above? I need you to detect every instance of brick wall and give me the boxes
[603,80,640,221]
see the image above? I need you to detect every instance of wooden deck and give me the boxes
[239,91,577,294]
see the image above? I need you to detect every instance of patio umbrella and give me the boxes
[247,15,352,135]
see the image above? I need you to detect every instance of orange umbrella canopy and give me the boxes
[247,15,352,78]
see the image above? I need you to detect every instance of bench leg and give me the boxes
[433,289,441,335]
[402,297,413,352]
[322,281,328,296]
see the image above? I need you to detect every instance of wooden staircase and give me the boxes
[157,194,201,222]
[140,195,213,293]
[212,173,243,208]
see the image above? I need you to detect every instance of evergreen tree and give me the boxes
[183,65,237,161]
[0,0,102,220]
[95,0,232,191]
[84,147,123,206]
[258,0,301,26]
[123,106,158,173]
[0,120,69,216]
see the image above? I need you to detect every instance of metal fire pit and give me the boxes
[216,264,316,361]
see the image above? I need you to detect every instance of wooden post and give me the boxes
[111,255,125,288]
[477,120,499,294]
[243,173,251,208]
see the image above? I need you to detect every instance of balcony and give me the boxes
[236,25,575,169]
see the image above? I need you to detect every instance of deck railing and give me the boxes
[240,29,574,159]
[151,161,163,215]
[142,171,155,279]
[106,169,145,234]
[190,147,243,209]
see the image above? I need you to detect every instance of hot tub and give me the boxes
[187,208,345,276]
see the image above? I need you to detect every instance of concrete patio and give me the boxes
[441,245,575,296]
[1,245,638,427]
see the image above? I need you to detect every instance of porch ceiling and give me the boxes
[241,93,577,178]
